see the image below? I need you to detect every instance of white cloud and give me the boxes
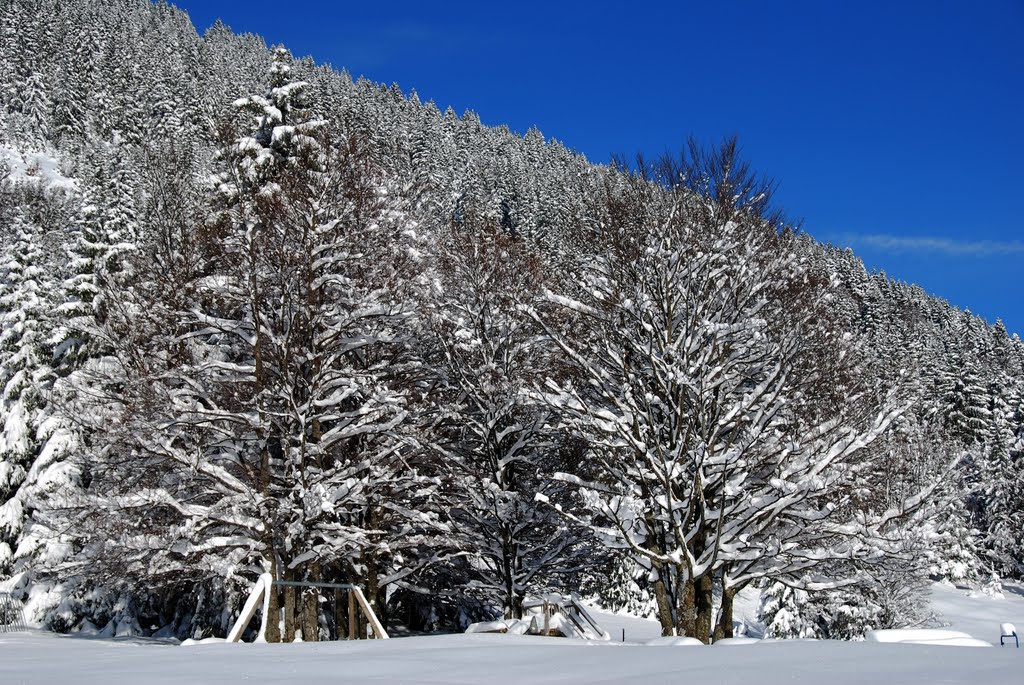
[831,233,1024,257]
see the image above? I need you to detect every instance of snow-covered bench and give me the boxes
[1000,622,1018,648]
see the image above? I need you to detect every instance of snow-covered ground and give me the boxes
[0,145,76,191]
[930,581,1024,645]
[1,583,1021,684]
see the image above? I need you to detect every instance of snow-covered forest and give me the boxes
[1,0,1022,643]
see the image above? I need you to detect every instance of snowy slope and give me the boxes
[589,608,665,643]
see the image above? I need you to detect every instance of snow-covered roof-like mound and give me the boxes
[866,629,992,647]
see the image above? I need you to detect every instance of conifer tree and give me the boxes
[759,581,818,639]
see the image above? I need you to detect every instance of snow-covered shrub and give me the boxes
[388,585,498,633]
[759,561,938,641]
[918,482,984,585]
[758,580,819,639]
[967,572,1004,599]
[581,553,656,619]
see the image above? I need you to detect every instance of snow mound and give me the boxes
[713,637,761,646]
[865,629,992,647]
[180,637,228,646]
[465,618,536,636]
[646,636,704,646]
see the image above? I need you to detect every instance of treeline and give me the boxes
[1,0,1021,642]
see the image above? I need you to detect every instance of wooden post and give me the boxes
[348,590,358,641]
[352,586,389,639]
[227,574,271,643]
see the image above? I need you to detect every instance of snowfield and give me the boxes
[929,581,1024,643]
[2,583,1022,684]
[1,630,1021,685]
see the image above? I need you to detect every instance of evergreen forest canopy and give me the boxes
[1,0,1022,642]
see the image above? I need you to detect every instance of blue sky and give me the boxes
[171,0,1024,336]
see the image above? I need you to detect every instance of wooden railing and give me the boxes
[0,592,27,633]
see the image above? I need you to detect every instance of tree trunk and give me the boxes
[348,590,358,640]
[365,571,378,638]
[695,573,714,644]
[676,573,696,637]
[500,527,524,620]
[334,588,346,641]
[302,561,321,641]
[283,566,296,642]
[264,553,281,643]
[510,593,524,621]
[504,554,524,619]
[302,588,319,641]
[359,546,379,639]
[654,567,677,637]
[258,445,270,493]
[505,584,524,620]
[362,505,385,636]
[714,587,735,642]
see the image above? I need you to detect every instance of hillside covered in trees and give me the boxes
[1,0,1022,642]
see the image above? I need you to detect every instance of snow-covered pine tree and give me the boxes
[0,0,53,148]
[941,356,992,447]
[758,580,818,639]
[0,208,51,577]
[0,151,86,626]
[981,384,1024,578]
